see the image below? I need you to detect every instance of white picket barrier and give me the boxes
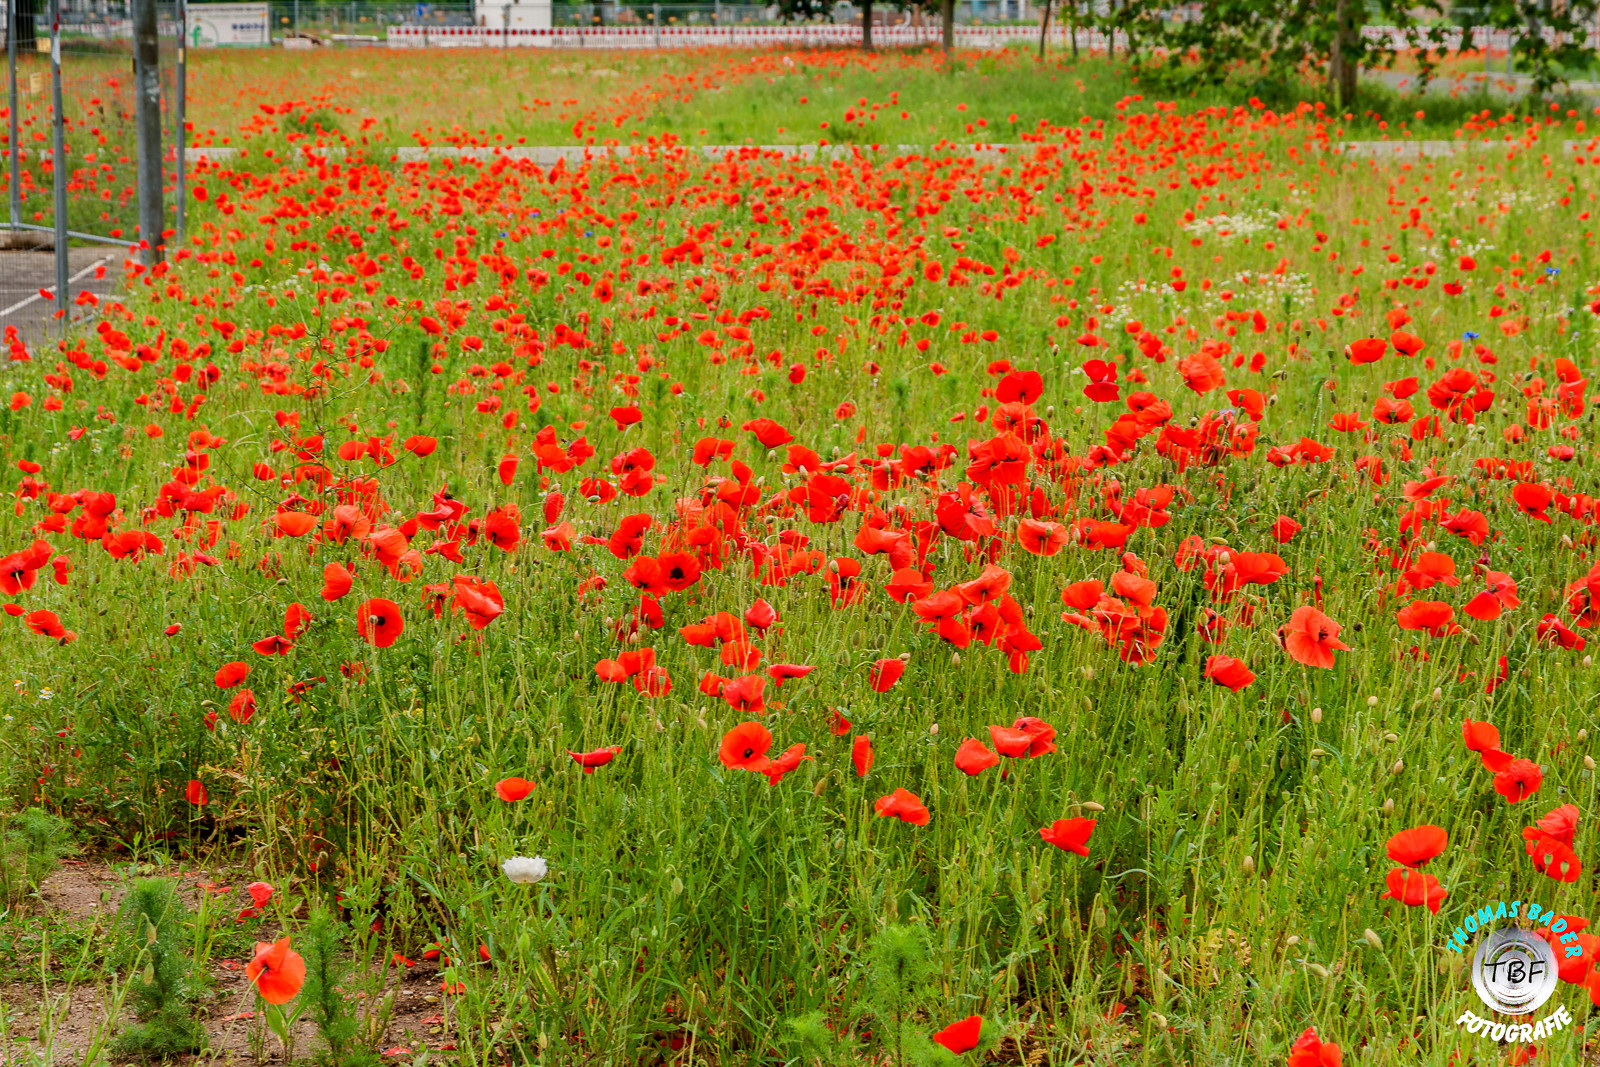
[383,23,1113,49]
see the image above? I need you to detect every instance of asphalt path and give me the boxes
[0,246,126,342]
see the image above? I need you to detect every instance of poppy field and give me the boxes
[3,42,1600,1067]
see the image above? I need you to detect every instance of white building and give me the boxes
[474,0,552,29]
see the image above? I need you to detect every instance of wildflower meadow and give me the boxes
[1,39,1599,1067]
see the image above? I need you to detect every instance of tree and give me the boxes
[1103,0,1597,104]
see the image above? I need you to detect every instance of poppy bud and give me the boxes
[1241,856,1255,875]
[1363,929,1383,950]
[1150,1013,1168,1029]
[1391,760,1405,775]
[1432,687,1442,701]
[928,724,938,735]
[1366,695,1379,707]
[1082,801,1104,812]
[1382,798,1394,815]
[1586,756,1596,771]
[1310,707,1322,723]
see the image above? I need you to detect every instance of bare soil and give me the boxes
[0,861,461,1066]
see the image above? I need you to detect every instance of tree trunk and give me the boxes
[1037,0,1051,58]
[862,0,872,50]
[941,0,953,51]
[1329,0,1358,108]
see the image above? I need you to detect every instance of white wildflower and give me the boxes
[501,856,548,885]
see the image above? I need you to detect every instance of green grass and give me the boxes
[1,42,1599,1067]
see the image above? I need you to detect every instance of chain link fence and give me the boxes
[2,0,181,343]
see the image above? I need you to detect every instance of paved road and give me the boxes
[0,246,125,343]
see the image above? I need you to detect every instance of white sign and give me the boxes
[187,3,270,47]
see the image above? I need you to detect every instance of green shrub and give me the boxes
[0,807,75,910]
[111,877,203,1058]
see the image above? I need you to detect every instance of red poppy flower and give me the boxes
[1534,803,1579,846]
[721,674,767,714]
[1346,338,1387,364]
[1494,759,1543,803]
[931,1015,982,1054]
[284,603,312,639]
[851,735,874,778]
[568,746,622,774]
[767,663,815,686]
[357,598,404,648]
[873,788,930,826]
[452,576,505,630]
[869,657,906,692]
[252,634,295,656]
[980,710,1032,748]
[24,609,75,642]
[762,743,813,785]
[1385,825,1447,867]
[215,661,251,689]
[1017,519,1069,556]
[1281,607,1351,669]
[495,777,535,801]
[1395,600,1457,637]
[1287,1027,1343,1067]
[247,937,307,1005]
[1038,817,1095,856]
[1204,655,1255,692]
[741,417,794,448]
[229,689,257,725]
[1381,868,1447,914]
[954,738,999,776]
[321,563,354,601]
[185,779,208,806]
[988,725,1034,758]
[718,722,773,773]
[1526,834,1582,882]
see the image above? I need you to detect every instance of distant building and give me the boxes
[473,0,551,29]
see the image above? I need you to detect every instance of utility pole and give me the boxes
[133,0,162,264]
[9,0,20,231]
[49,0,65,317]
[175,0,186,245]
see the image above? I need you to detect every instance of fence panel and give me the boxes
[2,0,181,341]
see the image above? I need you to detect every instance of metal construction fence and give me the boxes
[1,0,183,340]
[256,0,1038,36]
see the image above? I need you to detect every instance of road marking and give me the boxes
[0,257,114,319]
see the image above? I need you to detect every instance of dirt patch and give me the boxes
[1,862,462,1065]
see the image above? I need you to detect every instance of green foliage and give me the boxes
[0,807,75,909]
[111,878,203,1059]
[299,905,381,1067]
[1105,0,1599,102]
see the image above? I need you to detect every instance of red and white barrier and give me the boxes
[384,21,1598,52]
[384,23,1115,49]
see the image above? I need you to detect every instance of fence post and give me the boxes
[175,0,186,246]
[8,0,18,231]
[652,1,659,46]
[133,0,161,264]
[49,0,64,319]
